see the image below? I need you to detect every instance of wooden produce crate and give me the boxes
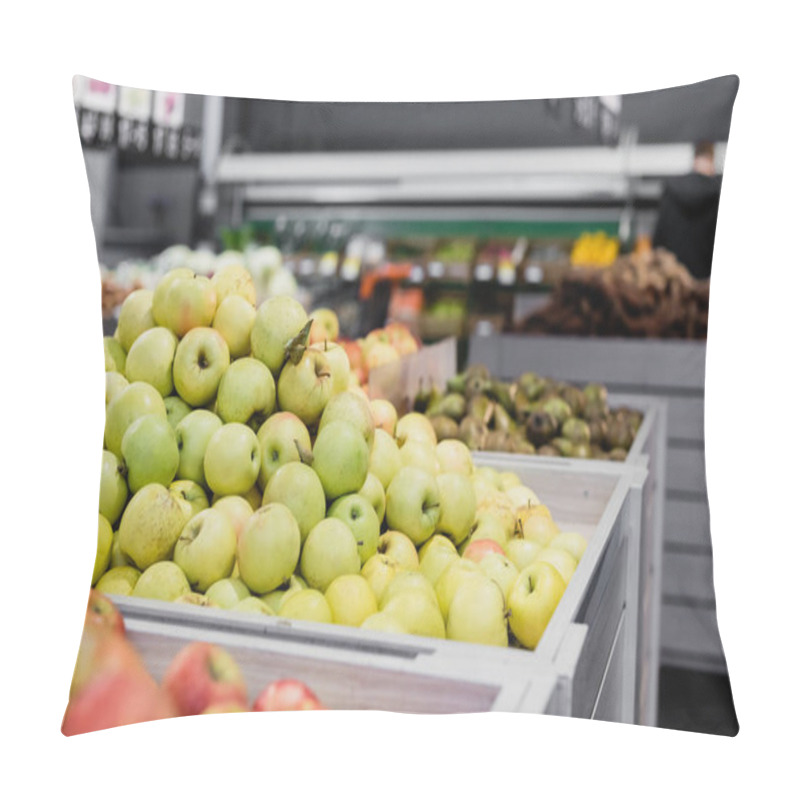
[115,597,557,715]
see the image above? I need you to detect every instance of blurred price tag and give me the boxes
[428,261,445,279]
[409,264,425,283]
[475,263,493,281]
[341,256,361,281]
[319,251,339,276]
[525,264,544,283]
[497,258,516,285]
[299,258,316,276]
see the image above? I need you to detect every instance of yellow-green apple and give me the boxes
[213,295,257,359]
[216,357,275,428]
[325,574,378,627]
[361,612,408,634]
[435,439,473,476]
[211,263,257,306]
[468,512,511,552]
[99,450,128,526]
[399,439,439,476]
[507,561,566,649]
[369,399,398,436]
[118,483,187,569]
[308,307,340,344]
[172,327,230,408]
[300,518,361,592]
[84,590,125,636]
[115,288,155,352]
[435,472,477,546]
[478,552,520,602]
[522,515,560,548]
[212,495,254,541]
[252,679,325,711]
[277,347,332,426]
[447,576,508,647]
[169,480,209,518]
[262,462,325,543]
[205,577,250,609]
[104,381,167,458]
[237,503,301,594]
[549,532,588,563]
[152,267,193,322]
[379,572,437,610]
[369,429,402,490]
[256,411,311,488]
[318,390,375,450]
[174,592,214,607]
[361,554,400,604]
[473,466,503,490]
[251,295,309,376]
[109,532,131,569]
[534,547,578,584]
[153,271,217,337]
[385,467,440,546]
[499,471,522,491]
[395,412,437,448]
[434,559,483,621]
[204,423,261,496]
[506,485,541,510]
[93,515,113,586]
[104,336,127,373]
[377,530,420,571]
[506,536,543,571]
[202,701,248,713]
[312,420,370,501]
[278,588,333,624]
[358,473,386,522]
[384,322,419,356]
[260,575,305,613]
[310,340,349,394]
[328,493,381,565]
[381,592,445,639]
[124,327,178,397]
[232,597,275,615]
[418,535,459,587]
[463,538,505,564]
[132,561,191,601]
[96,565,141,596]
[175,409,223,488]
[365,340,400,371]
[162,641,248,715]
[471,478,500,508]
[173,508,237,592]
[121,414,180,492]
[164,395,192,429]
[105,372,129,407]
[239,484,262,511]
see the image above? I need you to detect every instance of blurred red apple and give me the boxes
[463,539,506,564]
[252,679,325,711]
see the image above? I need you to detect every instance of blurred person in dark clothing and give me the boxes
[652,141,722,280]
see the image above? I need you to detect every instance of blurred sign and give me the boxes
[153,91,185,128]
[118,87,152,121]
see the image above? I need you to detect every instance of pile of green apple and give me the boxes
[96,264,586,650]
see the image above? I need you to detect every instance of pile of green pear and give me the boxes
[94,265,586,651]
[415,364,643,460]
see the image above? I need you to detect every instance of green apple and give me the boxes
[212,495,254,541]
[471,478,501,508]
[233,597,275,616]
[469,512,511,551]
[118,483,188,570]
[262,462,325,543]
[260,575,305,613]
[99,450,128,526]
[418,535,459,587]
[447,576,508,647]
[153,271,217,337]
[549,532,588,563]
[399,440,439,476]
[216,357,275,428]
[300,518,361,592]
[499,471,522,491]
[395,412,437,448]
[121,414,180,493]
[312,420,370,501]
[434,559,483,621]
[109,530,132,569]
[507,562,567,649]
[534,547,578,584]
[152,268,194,324]
[325,574,377,627]
[358,473,386,523]
[506,537,543,571]
[435,440,473,476]
[211,263,257,307]
[256,411,312,489]
[473,466,503,489]
[361,554,400,604]
[104,381,167,458]
[93,514,113,586]
[506,485,541,509]
[105,372,129,408]
[369,399,398,436]
[124,327,178,397]
[328,493,381,565]
[478,552,520,603]
[361,612,407,634]
[318,390,375,451]
[308,307,340,344]
[522,515,560,548]
[379,572,437,610]
[95,565,141,596]
[310,340,349,394]
[385,467,440,546]
[174,592,215,608]
[237,503,301,594]
[104,336,127,373]
[368,429,402,490]
[175,409,223,488]
[278,589,332,624]
[172,327,230,408]
[173,508,237,592]
[277,348,332,426]
[205,577,251,609]
[132,561,191,602]
[250,295,309,376]
[164,396,192,429]
[213,295,257,359]
[169,480,210,518]
[381,592,445,639]
[204,423,261,496]
[377,530,420,571]
[116,289,155,352]
[435,472,477,546]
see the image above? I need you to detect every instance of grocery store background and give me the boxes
[77,74,737,734]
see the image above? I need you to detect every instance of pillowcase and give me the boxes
[67,75,738,736]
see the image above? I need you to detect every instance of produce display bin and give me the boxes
[111,458,643,724]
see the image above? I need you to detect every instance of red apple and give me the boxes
[202,702,249,714]
[252,679,325,711]
[85,589,125,636]
[463,539,506,564]
[162,642,248,715]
